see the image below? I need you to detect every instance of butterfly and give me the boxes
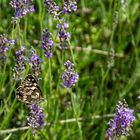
[16,74,42,104]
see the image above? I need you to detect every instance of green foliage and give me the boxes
[0,0,140,140]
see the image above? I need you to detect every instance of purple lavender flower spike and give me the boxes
[62,0,78,14]
[105,100,135,140]
[44,0,59,16]
[56,22,71,50]
[62,60,79,88]
[0,34,15,64]
[40,29,53,58]
[13,46,26,80]
[28,104,45,134]
[29,48,42,79]
[10,0,35,22]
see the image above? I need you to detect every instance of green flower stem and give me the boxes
[49,58,52,94]
[68,89,83,140]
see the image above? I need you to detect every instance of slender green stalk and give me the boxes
[0,114,114,135]
[49,59,52,94]
[17,23,22,47]
[0,99,16,129]
[0,82,16,115]
[0,63,7,96]
[37,0,44,32]
[68,89,83,140]
[23,17,27,45]
[68,40,75,64]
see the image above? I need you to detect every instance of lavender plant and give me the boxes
[28,104,45,134]
[62,60,79,88]
[40,29,54,58]
[29,48,42,79]
[105,100,135,140]
[44,0,59,16]
[43,0,78,51]
[0,34,15,64]
[14,48,44,134]
[10,0,35,23]
[62,0,78,13]
[13,46,26,80]
[0,0,139,139]
[56,21,71,50]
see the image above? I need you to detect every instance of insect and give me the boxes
[16,74,42,104]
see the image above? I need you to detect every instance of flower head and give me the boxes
[62,60,79,88]
[13,46,26,80]
[0,34,15,64]
[29,48,42,79]
[28,104,45,134]
[44,0,59,16]
[41,29,53,58]
[105,100,135,140]
[10,0,35,23]
[62,0,78,14]
[56,21,71,50]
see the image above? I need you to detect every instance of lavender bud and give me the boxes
[56,22,71,50]
[13,46,26,81]
[44,0,59,16]
[105,100,135,139]
[62,0,78,14]
[40,29,53,58]
[62,60,79,88]
[28,104,45,134]
[10,0,35,22]
[29,5,35,12]
[29,48,42,79]
[0,34,15,64]
[9,39,15,46]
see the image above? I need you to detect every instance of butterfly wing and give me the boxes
[16,75,42,104]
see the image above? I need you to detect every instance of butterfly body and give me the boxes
[16,74,42,104]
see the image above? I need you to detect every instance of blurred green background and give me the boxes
[0,0,140,140]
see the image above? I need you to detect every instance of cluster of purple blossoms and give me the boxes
[28,104,45,134]
[0,34,15,64]
[62,0,78,13]
[56,22,71,50]
[62,60,79,88]
[13,46,26,80]
[41,29,54,58]
[10,0,35,22]
[29,49,42,79]
[44,0,59,16]
[105,100,135,140]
